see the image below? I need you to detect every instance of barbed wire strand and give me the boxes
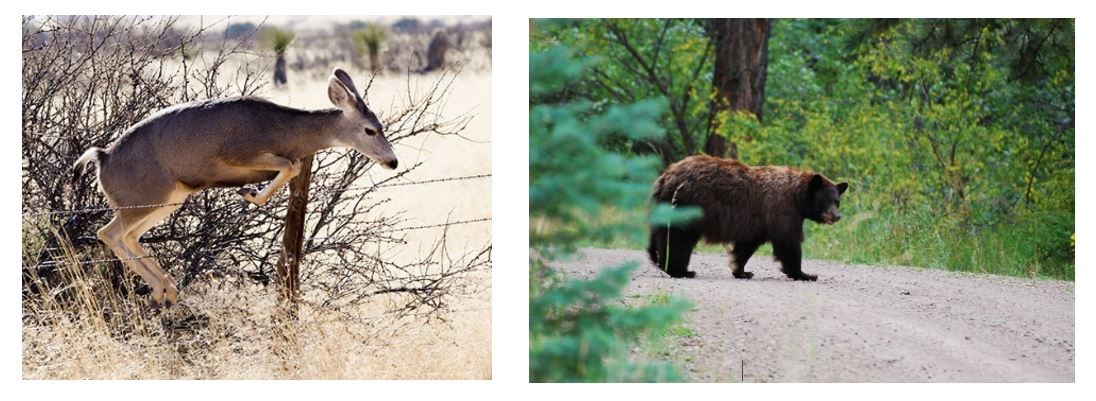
[372,173,491,189]
[24,217,491,271]
[23,173,491,217]
[28,255,154,269]
[373,217,492,235]
[305,306,490,325]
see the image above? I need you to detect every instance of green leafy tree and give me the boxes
[531,19,716,165]
[748,18,1074,278]
[529,45,698,382]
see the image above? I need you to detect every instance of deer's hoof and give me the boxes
[243,193,267,206]
[237,187,258,197]
[135,283,151,296]
[164,287,179,306]
[238,187,266,206]
[149,285,165,304]
[149,286,180,307]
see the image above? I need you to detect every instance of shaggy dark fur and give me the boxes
[647,155,848,281]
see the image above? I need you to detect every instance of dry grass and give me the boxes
[22,234,491,380]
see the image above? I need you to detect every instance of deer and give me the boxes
[71,68,398,306]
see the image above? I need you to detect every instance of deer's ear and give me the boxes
[333,68,360,95]
[328,77,356,111]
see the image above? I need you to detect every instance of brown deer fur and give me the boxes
[71,68,397,305]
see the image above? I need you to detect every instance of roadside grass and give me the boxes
[627,290,698,379]
[802,208,1074,280]
[575,206,1074,281]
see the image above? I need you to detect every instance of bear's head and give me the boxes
[804,174,848,225]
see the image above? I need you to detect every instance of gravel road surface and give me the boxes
[556,248,1075,382]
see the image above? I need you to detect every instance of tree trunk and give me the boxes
[369,51,381,74]
[276,155,313,319]
[274,52,288,87]
[707,19,771,158]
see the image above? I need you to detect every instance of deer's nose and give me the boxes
[386,159,398,169]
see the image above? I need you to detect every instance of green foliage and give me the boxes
[261,27,295,55]
[531,19,717,163]
[530,262,689,382]
[752,19,1074,279]
[530,47,677,254]
[649,203,702,227]
[800,207,1074,280]
[352,24,388,72]
[535,18,1074,280]
[529,47,696,382]
[354,24,388,59]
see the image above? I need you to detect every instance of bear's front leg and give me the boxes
[772,239,817,281]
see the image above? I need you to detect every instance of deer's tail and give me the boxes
[71,147,105,187]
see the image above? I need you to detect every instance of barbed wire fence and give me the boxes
[23,216,493,270]
[22,171,491,299]
[24,162,492,326]
[24,172,493,331]
[22,173,491,218]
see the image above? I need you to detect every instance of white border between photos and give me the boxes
[3,1,1090,400]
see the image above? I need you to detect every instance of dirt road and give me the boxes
[557,248,1075,382]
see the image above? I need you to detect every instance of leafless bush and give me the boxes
[22,15,488,322]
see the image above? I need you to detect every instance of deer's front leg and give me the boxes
[232,154,302,206]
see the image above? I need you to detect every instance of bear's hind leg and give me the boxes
[648,227,667,270]
[773,239,817,281]
[729,240,761,279]
[664,228,701,278]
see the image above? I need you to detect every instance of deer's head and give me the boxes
[327,68,398,170]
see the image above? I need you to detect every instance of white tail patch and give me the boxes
[73,147,102,175]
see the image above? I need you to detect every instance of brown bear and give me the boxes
[647,155,848,281]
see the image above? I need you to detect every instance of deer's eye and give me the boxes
[365,127,378,136]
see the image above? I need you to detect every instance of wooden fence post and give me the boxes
[276,154,314,319]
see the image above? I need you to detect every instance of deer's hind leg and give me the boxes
[229,153,302,206]
[121,183,192,305]
[98,209,167,303]
[97,173,191,305]
[123,210,181,304]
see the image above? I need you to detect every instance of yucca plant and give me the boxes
[262,27,295,86]
[354,24,387,74]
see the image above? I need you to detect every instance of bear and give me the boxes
[647,155,848,281]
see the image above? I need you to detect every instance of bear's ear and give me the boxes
[837,182,849,195]
[808,174,825,193]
